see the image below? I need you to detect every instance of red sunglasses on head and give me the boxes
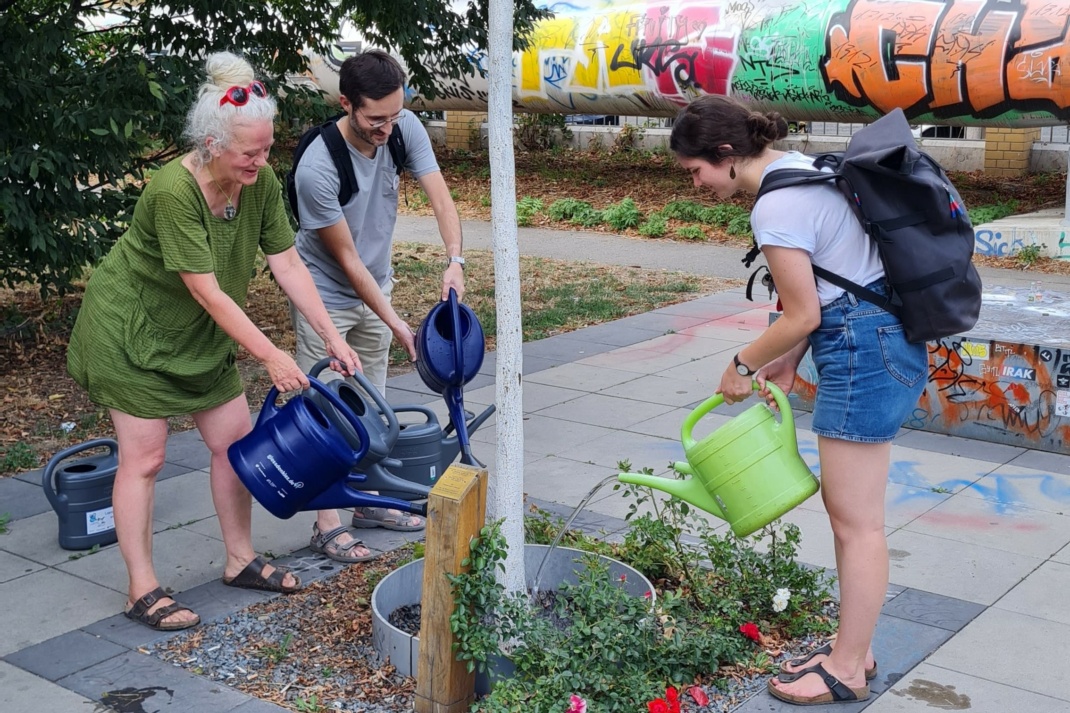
[219,80,268,107]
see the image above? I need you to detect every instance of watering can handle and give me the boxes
[448,287,463,385]
[680,382,795,450]
[42,439,118,512]
[309,357,400,446]
[259,378,372,465]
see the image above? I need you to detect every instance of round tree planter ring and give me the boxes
[370,544,656,692]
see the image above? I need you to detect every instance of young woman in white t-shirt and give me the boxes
[669,95,928,706]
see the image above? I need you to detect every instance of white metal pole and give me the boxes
[487,0,525,594]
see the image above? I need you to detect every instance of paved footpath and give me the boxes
[1,219,1069,712]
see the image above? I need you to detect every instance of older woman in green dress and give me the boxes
[67,52,362,631]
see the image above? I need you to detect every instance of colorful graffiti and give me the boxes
[305,0,1070,126]
[792,297,1070,455]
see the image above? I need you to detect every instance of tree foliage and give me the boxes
[0,0,549,294]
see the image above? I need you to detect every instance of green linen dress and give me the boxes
[67,158,294,418]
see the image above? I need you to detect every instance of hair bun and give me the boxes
[204,52,255,90]
[747,111,788,146]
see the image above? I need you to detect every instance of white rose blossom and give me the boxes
[772,588,791,613]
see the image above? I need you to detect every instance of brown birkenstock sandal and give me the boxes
[767,662,870,706]
[778,641,877,682]
[222,555,302,593]
[124,587,200,631]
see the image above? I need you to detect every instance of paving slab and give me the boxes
[599,372,718,407]
[524,361,642,392]
[57,525,226,593]
[881,588,986,632]
[0,660,98,711]
[573,344,698,374]
[554,428,682,471]
[522,455,626,505]
[57,650,254,711]
[624,405,730,441]
[618,331,745,360]
[993,560,1070,625]
[893,429,1028,465]
[965,462,1070,514]
[0,509,104,566]
[1006,447,1070,475]
[3,630,128,682]
[901,493,1070,560]
[523,334,622,360]
[865,662,1070,712]
[531,392,677,429]
[0,549,43,583]
[925,608,1070,702]
[0,568,124,656]
[883,529,1042,605]
[885,446,997,491]
[0,475,51,521]
[151,468,219,527]
[504,412,616,457]
[554,322,669,348]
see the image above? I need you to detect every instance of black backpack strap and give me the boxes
[745,265,776,302]
[387,122,407,176]
[811,265,901,316]
[319,116,358,207]
[756,168,839,202]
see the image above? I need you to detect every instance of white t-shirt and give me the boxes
[751,152,883,306]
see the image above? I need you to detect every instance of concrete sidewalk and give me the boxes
[2,223,1069,712]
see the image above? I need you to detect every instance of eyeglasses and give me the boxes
[357,107,403,130]
[219,81,268,107]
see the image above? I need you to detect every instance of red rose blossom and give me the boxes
[647,698,669,713]
[666,686,680,713]
[739,622,761,641]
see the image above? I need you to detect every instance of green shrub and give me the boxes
[602,198,642,230]
[547,198,592,221]
[704,203,749,226]
[968,199,1018,225]
[638,212,668,238]
[675,225,706,240]
[661,200,711,222]
[516,196,544,226]
[570,205,605,228]
[726,213,753,238]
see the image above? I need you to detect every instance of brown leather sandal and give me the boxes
[778,641,878,682]
[124,587,200,631]
[767,663,870,706]
[222,556,302,593]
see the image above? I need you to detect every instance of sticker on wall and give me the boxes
[1057,390,1070,418]
[1000,365,1036,381]
[960,342,990,360]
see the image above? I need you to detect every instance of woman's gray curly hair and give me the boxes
[183,52,277,168]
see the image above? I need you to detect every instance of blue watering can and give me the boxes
[230,376,421,519]
[414,288,486,466]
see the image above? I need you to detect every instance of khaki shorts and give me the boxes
[290,295,393,396]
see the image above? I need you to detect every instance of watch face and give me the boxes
[737,364,750,376]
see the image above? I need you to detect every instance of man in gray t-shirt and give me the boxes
[291,50,465,561]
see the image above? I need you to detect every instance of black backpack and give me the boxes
[285,114,407,226]
[749,108,982,343]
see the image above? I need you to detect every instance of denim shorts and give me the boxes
[807,281,929,443]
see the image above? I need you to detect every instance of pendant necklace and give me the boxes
[206,164,237,220]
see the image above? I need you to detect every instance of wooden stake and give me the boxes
[414,463,488,713]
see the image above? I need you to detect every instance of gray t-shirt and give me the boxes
[294,109,440,309]
[751,152,883,306]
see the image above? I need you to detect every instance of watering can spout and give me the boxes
[617,469,728,522]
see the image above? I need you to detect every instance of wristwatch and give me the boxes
[733,353,756,377]
[447,255,465,269]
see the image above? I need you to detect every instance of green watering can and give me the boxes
[618,382,818,537]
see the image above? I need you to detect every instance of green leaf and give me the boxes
[147,81,164,101]
[90,128,110,136]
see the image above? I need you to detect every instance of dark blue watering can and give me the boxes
[413,288,487,467]
[230,376,397,519]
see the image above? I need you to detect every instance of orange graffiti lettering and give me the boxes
[930,2,1014,111]
[1007,5,1070,107]
[824,0,942,112]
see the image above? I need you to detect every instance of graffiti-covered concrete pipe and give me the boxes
[307,0,1070,127]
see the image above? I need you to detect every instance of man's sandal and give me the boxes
[124,587,200,631]
[222,555,302,593]
[778,641,877,682]
[310,524,379,564]
[767,663,870,706]
[352,506,425,532]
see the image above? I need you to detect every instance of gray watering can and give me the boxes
[378,402,495,499]
[307,358,430,508]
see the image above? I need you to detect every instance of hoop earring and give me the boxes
[729,165,736,180]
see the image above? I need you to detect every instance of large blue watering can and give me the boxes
[230,376,421,519]
[414,288,486,466]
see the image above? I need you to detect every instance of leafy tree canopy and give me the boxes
[0,0,549,294]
